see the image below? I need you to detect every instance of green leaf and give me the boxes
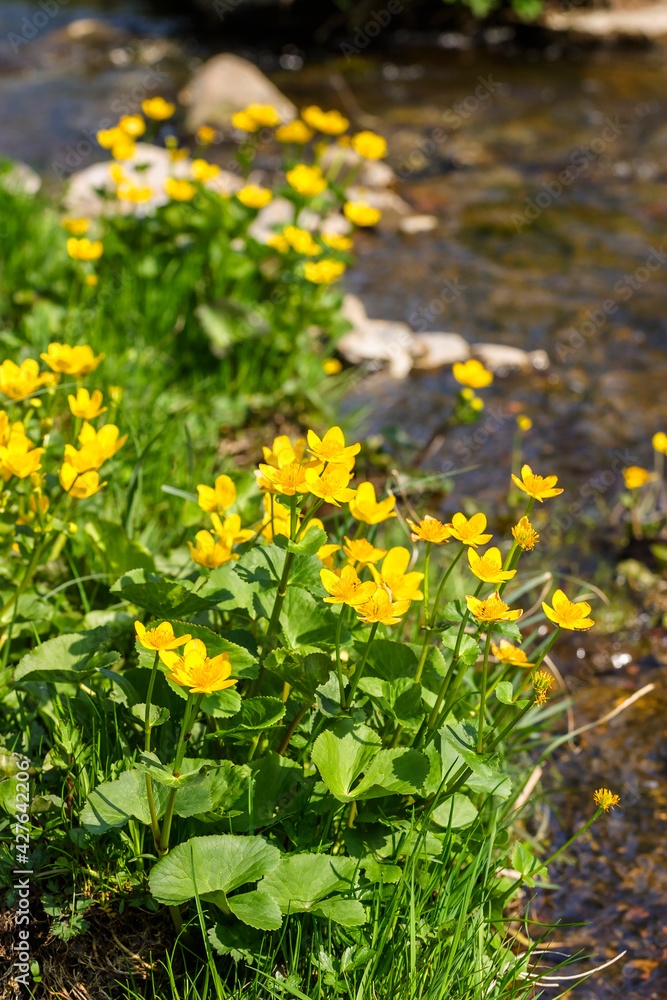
[149,834,280,905]
[285,528,327,556]
[312,720,381,803]
[312,897,366,927]
[165,621,258,680]
[134,752,208,788]
[265,648,331,701]
[14,627,110,684]
[438,600,466,622]
[359,639,417,681]
[259,854,358,917]
[198,562,258,616]
[495,682,515,706]
[131,704,170,727]
[352,748,429,799]
[227,890,283,930]
[439,721,512,799]
[511,841,543,887]
[440,628,480,666]
[360,858,402,884]
[358,677,423,729]
[215,698,285,740]
[81,769,160,833]
[493,621,523,644]
[280,587,338,646]
[85,519,155,577]
[432,793,478,830]
[111,569,216,618]
[246,752,305,827]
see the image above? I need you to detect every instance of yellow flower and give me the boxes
[266,234,290,253]
[323,358,343,375]
[68,388,107,420]
[85,275,98,287]
[467,546,516,584]
[109,163,125,184]
[452,359,493,388]
[210,512,254,548]
[119,115,146,138]
[188,529,235,568]
[406,515,451,545]
[343,201,381,227]
[160,638,237,694]
[111,137,136,161]
[283,225,320,256]
[349,481,396,524]
[301,106,349,135]
[262,434,307,468]
[304,462,356,506]
[321,232,353,252]
[532,670,552,706]
[97,127,123,149]
[317,542,341,568]
[59,463,106,498]
[491,639,534,667]
[512,516,539,551]
[67,238,104,261]
[135,620,191,651]
[196,125,216,145]
[307,425,360,468]
[342,536,387,566]
[304,260,345,284]
[117,183,153,203]
[355,587,411,626]
[232,110,260,132]
[197,474,236,513]
[286,164,327,197]
[320,564,377,607]
[445,512,492,548]
[542,589,594,630]
[62,218,88,235]
[623,466,653,490]
[65,423,126,473]
[0,359,51,401]
[109,385,123,403]
[465,591,522,623]
[1,435,43,480]
[511,464,564,503]
[141,96,175,120]
[351,131,387,159]
[652,431,667,455]
[191,159,221,182]
[517,414,532,431]
[164,177,196,201]
[275,120,313,144]
[593,788,620,813]
[257,459,309,496]
[237,184,273,208]
[169,146,189,163]
[372,547,424,602]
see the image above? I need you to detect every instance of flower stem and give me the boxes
[277,703,311,756]
[144,650,161,848]
[335,603,347,705]
[477,629,494,753]
[426,578,483,731]
[158,692,203,857]
[345,622,378,709]
[414,545,464,684]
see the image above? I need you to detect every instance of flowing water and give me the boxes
[1,5,667,993]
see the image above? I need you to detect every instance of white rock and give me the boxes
[472,343,550,373]
[545,3,667,37]
[399,214,438,235]
[0,162,41,196]
[180,54,296,132]
[345,185,412,229]
[247,197,320,243]
[318,145,396,189]
[339,295,414,378]
[412,333,470,369]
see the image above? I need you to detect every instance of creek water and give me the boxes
[1,3,666,994]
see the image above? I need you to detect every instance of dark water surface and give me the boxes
[1,5,667,994]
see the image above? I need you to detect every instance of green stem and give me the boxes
[277,703,311,756]
[158,692,203,857]
[422,542,432,623]
[540,810,602,872]
[498,497,535,598]
[477,629,494,753]
[334,603,347,705]
[414,545,464,684]
[345,622,378,709]
[426,577,483,730]
[144,650,161,848]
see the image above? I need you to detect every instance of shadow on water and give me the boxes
[0,4,666,993]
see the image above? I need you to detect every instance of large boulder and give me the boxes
[179,54,296,132]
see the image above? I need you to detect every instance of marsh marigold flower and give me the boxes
[135,620,191,651]
[210,512,254,548]
[317,542,341,568]
[406,515,451,545]
[512,516,539,551]
[97,127,123,149]
[307,425,360,468]
[446,512,492,548]
[466,591,522,623]
[59,463,106,499]
[283,225,320,256]
[164,177,196,201]
[372,547,424,602]
[0,434,43,479]
[62,218,88,235]
[142,96,175,120]
[511,464,564,502]
[0,359,51,401]
[160,638,237,694]
[78,421,127,462]
[323,358,343,375]
[593,788,620,812]
[349,481,396,524]
[262,434,307,468]
[452,359,493,388]
[117,183,153,203]
[304,260,345,284]
[623,466,652,490]
[491,638,534,667]
[468,546,516,584]
[286,164,327,197]
[356,587,411,626]
[304,463,356,506]
[542,589,594,630]
[119,115,146,138]
[320,565,377,607]
[111,136,136,161]
[321,232,353,252]
[517,414,532,431]
[237,184,272,208]
[351,131,387,159]
[343,536,387,566]
[68,388,106,420]
[67,238,104,261]
[197,474,236,513]
[275,120,313,144]
[196,125,216,145]
[188,530,235,568]
[302,106,349,135]
[191,159,220,182]
[258,459,309,496]
[652,431,667,455]
[532,670,552,706]
[343,201,381,227]
[235,103,281,128]
[42,342,104,377]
